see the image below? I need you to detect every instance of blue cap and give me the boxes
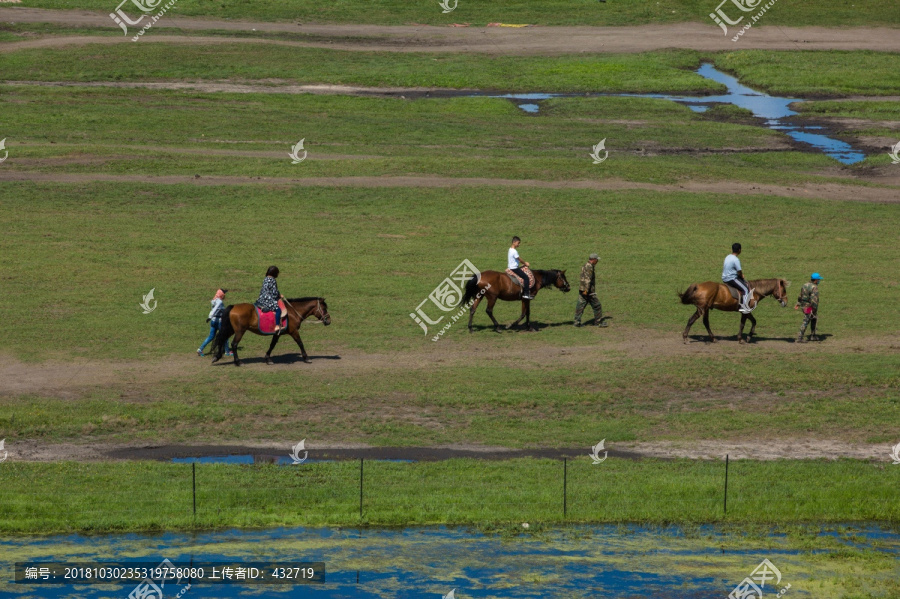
[811,273,823,280]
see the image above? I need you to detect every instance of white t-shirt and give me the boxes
[508,247,521,270]
[722,254,742,282]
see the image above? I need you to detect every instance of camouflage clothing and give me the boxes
[797,281,819,339]
[574,292,603,325]
[797,282,819,312]
[579,261,596,295]
[574,261,602,325]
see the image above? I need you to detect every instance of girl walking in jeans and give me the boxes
[198,288,231,356]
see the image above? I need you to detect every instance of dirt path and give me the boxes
[2,8,900,54]
[1,170,897,202]
[2,80,462,97]
[7,438,897,462]
[1,332,896,399]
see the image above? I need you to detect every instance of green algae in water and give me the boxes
[2,524,899,598]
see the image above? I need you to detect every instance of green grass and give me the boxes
[1,45,716,91]
[1,459,897,533]
[17,0,900,27]
[2,355,898,446]
[0,181,897,448]
[3,45,900,97]
[2,83,894,183]
[715,51,900,97]
[0,183,896,360]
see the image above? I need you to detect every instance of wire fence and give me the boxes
[1,457,897,531]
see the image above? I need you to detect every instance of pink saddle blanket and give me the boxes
[257,301,287,334]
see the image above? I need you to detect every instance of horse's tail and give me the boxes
[211,305,235,359]
[678,284,698,305]
[460,274,480,307]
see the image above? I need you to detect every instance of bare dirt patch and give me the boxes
[1,331,896,400]
[2,9,900,54]
[6,438,894,463]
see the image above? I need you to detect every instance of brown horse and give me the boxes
[678,278,788,344]
[461,269,570,332]
[211,297,331,366]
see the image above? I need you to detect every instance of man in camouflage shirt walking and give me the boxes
[794,272,822,342]
[574,253,607,327]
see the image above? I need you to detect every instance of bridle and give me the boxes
[303,298,330,324]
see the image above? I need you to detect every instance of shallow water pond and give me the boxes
[3,524,899,598]
[483,64,865,164]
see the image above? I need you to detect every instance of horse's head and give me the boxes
[315,298,332,325]
[554,270,571,293]
[772,279,788,307]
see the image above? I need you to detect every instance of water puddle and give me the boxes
[3,524,898,598]
[484,64,865,164]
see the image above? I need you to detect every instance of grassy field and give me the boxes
[1,4,899,547]
[2,459,898,533]
[15,0,900,27]
[2,45,899,98]
[0,182,897,450]
[1,183,897,357]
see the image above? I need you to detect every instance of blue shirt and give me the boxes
[722,254,742,282]
[722,254,742,283]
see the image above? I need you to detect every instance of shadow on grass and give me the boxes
[212,354,341,366]
[686,333,833,344]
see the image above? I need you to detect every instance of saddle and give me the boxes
[257,300,287,335]
[506,268,535,289]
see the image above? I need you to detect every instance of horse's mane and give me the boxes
[287,297,325,303]
[747,279,781,295]
[535,269,561,288]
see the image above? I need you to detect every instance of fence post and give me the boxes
[359,458,364,519]
[192,462,197,517]
[563,457,567,519]
[723,454,729,517]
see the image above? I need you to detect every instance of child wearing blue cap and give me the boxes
[794,273,822,342]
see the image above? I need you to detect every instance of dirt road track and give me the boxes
[7,439,896,462]
[2,8,900,54]
[1,171,897,203]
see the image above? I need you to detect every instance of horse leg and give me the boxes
[485,296,502,333]
[683,309,701,344]
[508,300,528,330]
[739,314,747,344]
[265,334,280,365]
[747,313,757,339]
[231,329,245,366]
[702,310,715,343]
[526,300,534,331]
[290,331,310,363]
[468,295,483,333]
